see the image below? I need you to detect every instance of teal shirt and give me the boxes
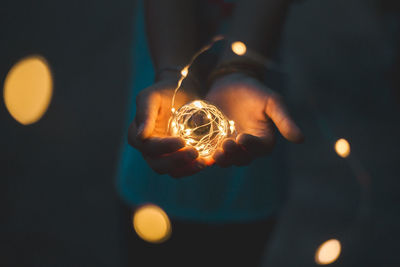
[116,2,288,223]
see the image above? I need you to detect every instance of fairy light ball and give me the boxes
[169,100,235,157]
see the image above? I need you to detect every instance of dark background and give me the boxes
[1,0,134,266]
[1,0,400,266]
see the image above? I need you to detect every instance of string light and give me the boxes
[169,100,235,157]
[170,35,223,110]
[169,36,235,157]
[166,37,367,266]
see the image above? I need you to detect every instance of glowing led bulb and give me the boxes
[181,67,188,78]
[229,120,235,134]
[193,100,203,108]
[169,100,235,157]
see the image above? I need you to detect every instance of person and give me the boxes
[117,0,303,266]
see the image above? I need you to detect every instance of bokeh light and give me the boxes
[3,56,53,125]
[133,204,171,244]
[231,41,247,56]
[334,138,350,158]
[315,239,341,265]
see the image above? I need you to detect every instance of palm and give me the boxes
[204,73,303,167]
[206,74,274,139]
[146,83,196,137]
[129,80,207,178]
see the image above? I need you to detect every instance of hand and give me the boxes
[206,72,304,167]
[128,78,209,178]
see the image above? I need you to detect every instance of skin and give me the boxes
[206,73,304,167]
[128,77,211,178]
[129,72,304,176]
[128,0,206,178]
[205,0,301,168]
[128,0,303,177]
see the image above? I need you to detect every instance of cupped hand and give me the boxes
[206,73,304,167]
[128,79,209,178]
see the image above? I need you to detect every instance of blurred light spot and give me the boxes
[3,56,53,125]
[315,239,341,265]
[133,204,171,244]
[231,41,247,56]
[335,138,350,158]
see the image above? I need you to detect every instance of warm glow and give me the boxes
[231,41,247,56]
[193,100,202,108]
[133,204,171,243]
[169,100,235,157]
[181,67,188,78]
[3,56,53,125]
[315,239,341,265]
[229,120,235,134]
[335,138,350,158]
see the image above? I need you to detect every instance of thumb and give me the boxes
[135,91,161,139]
[265,94,304,143]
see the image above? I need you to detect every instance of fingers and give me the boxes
[129,127,208,177]
[213,138,253,167]
[169,157,208,178]
[265,94,304,143]
[213,133,276,168]
[135,91,161,139]
[129,124,186,158]
[146,147,203,176]
[236,133,275,157]
[141,137,186,157]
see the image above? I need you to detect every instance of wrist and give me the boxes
[207,58,267,87]
[155,66,201,94]
[155,67,183,82]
